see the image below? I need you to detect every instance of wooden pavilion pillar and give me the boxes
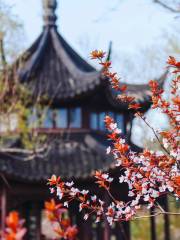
[124,221,131,240]
[26,202,41,240]
[1,185,7,232]
[82,108,90,129]
[150,207,157,240]
[103,218,111,240]
[103,193,111,240]
[115,222,130,240]
[96,222,102,239]
[76,213,92,240]
[164,196,170,240]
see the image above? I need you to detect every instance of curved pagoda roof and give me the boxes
[0,0,167,183]
[105,71,167,110]
[0,132,114,182]
[14,0,167,109]
[16,0,102,103]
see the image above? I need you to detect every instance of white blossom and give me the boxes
[144,194,150,202]
[84,214,89,220]
[128,191,135,197]
[107,177,113,183]
[81,190,89,195]
[50,188,55,194]
[106,146,111,154]
[107,216,113,225]
[70,187,80,196]
[65,181,74,187]
[91,195,97,201]
[102,173,109,179]
[109,123,117,130]
[64,202,68,207]
[95,217,100,223]
[57,187,63,200]
[167,185,174,192]
[119,176,125,183]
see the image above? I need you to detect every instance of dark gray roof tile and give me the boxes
[0,132,114,182]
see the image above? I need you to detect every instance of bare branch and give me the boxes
[154,0,180,13]
[136,112,172,157]
[134,210,180,220]
[0,34,7,69]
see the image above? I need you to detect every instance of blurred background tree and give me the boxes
[0,1,45,150]
[0,0,24,69]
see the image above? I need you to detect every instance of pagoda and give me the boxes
[0,1,169,240]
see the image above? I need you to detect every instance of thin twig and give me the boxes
[137,112,171,157]
[154,0,180,13]
[134,212,161,219]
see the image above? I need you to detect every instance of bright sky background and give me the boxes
[4,0,179,146]
[6,0,180,84]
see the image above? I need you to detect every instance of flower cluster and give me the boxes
[47,53,180,226]
[90,50,140,109]
[1,211,26,240]
[48,176,103,223]
[48,174,140,225]
[45,199,78,240]
[92,52,180,200]
[95,171,113,190]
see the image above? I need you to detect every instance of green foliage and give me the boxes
[0,0,47,150]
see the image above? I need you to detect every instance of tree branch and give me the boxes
[154,0,180,13]
[0,34,7,69]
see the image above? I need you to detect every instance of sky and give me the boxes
[5,0,180,84]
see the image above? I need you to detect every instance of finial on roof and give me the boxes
[43,0,57,27]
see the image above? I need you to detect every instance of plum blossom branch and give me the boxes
[47,52,180,226]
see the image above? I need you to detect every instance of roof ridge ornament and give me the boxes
[43,0,57,27]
